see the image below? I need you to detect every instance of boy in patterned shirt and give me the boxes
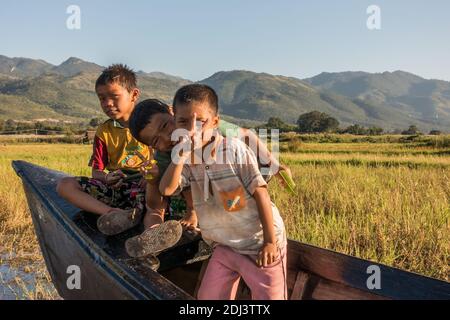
[56,64,182,247]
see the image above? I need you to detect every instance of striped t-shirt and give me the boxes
[177,134,286,255]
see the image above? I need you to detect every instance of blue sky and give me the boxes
[1,0,449,81]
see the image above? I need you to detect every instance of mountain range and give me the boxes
[0,54,449,132]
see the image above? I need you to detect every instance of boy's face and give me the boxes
[96,82,139,122]
[175,101,219,146]
[139,113,176,152]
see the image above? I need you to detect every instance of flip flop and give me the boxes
[97,208,142,236]
[125,220,183,258]
[127,255,161,272]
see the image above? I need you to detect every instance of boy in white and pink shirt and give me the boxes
[159,84,287,300]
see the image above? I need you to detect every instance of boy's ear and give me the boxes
[131,88,140,102]
[168,105,174,116]
[213,115,220,128]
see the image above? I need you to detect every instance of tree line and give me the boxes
[256,111,443,135]
[0,119,92,135]
[1,113,444,136]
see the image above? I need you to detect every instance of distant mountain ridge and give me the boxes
[0,54,449,132]
[304,70,450,131]
[0,55,53,78]
[0,55,192,123]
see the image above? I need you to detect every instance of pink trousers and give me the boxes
[197,245,287,300]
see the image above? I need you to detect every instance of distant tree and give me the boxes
[89,118,103,128]
[344,124,367,135]
[5,119,16,131]
[367,126,384,135]
[259,117,296,132]
[401,125,421,135]
[34,122,44,130]
[0,119,4,132]
[297,111,339,133]
[429,130,442,135]
[266,117,286,129]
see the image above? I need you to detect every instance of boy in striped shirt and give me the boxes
[159,84,287,300]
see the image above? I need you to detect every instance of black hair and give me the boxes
[95,64,137,92]
[129,99,171,141]
[172,84,219,115]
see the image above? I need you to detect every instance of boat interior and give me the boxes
[74,211,387,300]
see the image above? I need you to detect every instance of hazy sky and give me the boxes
[1,0,449,81]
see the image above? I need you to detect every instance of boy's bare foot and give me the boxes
[125,220,183,258]
[143,210,165,230]
[180,210,199,231]
[97,208,142,236]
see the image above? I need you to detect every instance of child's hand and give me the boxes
[276,165,294,188]
[176,113,208,159]
[256,243,279,267]
[139,160,159,184]
[105,169,126,188]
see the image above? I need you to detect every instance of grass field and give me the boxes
[0,135,449,299]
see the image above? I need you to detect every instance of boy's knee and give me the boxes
[56,177,80,197]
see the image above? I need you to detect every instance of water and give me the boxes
[0,263,34,299]
[0,253,57,300]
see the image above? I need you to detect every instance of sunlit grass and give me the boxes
[0,144,91,299]
[270,164,449,281]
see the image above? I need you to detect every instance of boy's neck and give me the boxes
[197,131,223,163]
[202,132,221,152]
[116,111,132,128]
[116,119,129,128]
[115,104,134,128]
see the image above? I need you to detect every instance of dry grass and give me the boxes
[0,144,91,299]
[0,139,448,299]
[270,165,449,280]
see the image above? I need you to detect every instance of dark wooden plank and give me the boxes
[311,277,388,300]
[290,271,310,300]
[160,262,204,297]
[287,240,450,300]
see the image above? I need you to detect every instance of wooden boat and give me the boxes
[12,160,450,300]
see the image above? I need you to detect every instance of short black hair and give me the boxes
[95,64,137,92]
[172,84,219,115]
[129,99,171,141]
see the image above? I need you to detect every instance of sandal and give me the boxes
[125,220,183,258]
[97,208,142,236]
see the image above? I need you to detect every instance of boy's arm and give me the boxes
[88,133,126,186]
[240,128,292,183]
[253,186,279,267]
[233,140,279,267]
[159,160,186,196]
[160,113,199,196]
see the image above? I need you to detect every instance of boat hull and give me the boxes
[14,160,193,300]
